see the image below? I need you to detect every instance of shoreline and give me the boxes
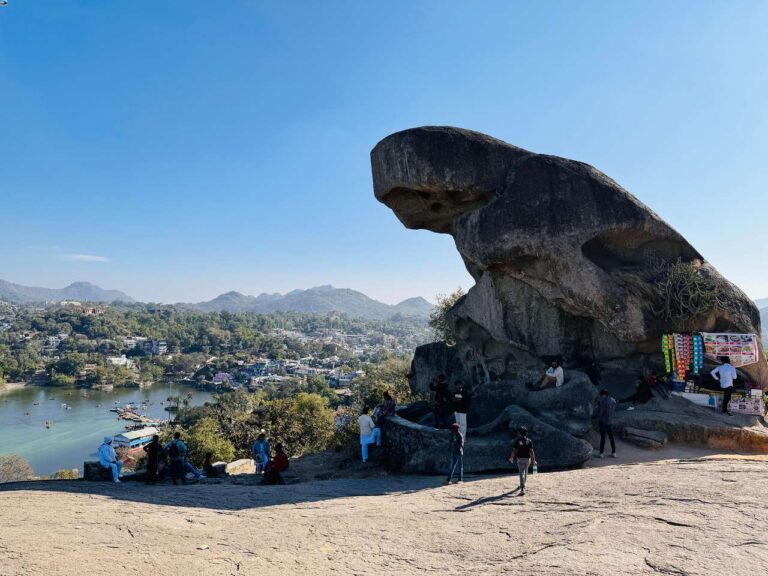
[0,382,28,395]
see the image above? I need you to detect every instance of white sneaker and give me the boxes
[610,453,617,458]
[113,479,121,484]
[596,453,604,459]
[627,406,635,411]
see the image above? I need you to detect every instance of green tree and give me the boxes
[428,287,465,345]
[185,417,236,467]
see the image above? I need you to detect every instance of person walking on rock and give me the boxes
[358,406,381,463]
[142,435,161,485]
[252,432,271,474]
[595,389,617,458]
[452,380,471,438]
[509,426,536,496]
[166,432,188,485]
[98,436,122,483]
[711,357,737,416]
[445,422,464,484]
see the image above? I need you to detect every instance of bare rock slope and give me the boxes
[1,456,767,575]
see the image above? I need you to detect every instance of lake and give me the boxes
[0,384,215,476]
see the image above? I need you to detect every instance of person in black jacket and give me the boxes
[143,435,161,485]
[429,374,453,429]
[509,426,536,496]
[452,381,471,438]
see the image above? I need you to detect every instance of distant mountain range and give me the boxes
[0,279,433,320]
[179,285,434,320]
[0,279,134,304]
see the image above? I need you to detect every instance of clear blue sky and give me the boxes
[2,1,767,304]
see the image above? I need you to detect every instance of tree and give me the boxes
[0,455,33,483]
[428,288,465,345]
[185,417,236,467]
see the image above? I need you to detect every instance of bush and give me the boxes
[428,288,465,345]
[50,468,80,480]
[0,455,33,483]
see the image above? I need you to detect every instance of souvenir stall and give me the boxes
[661,332,764,415]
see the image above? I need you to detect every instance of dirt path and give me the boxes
[1,452,767,575]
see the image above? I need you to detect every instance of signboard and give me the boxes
[700,333,759,368]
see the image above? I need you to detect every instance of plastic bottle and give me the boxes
[532,464,538,474]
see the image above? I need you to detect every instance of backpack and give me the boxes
[168,440,180,459]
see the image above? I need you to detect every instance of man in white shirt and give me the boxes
[711,357,738,416]
[358,406,381,463]
[530,360,565,390]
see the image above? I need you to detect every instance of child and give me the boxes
[445,422,464,484]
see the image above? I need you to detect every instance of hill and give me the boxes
[0,279,134,304]
[181,285,433,320]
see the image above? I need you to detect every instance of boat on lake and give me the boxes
[112,426,160,451]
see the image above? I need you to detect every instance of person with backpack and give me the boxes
[262,443,289,485]
[509,426,536,496]
[445,422,464,484]
[166,432,188,485]
[252,432,271,474]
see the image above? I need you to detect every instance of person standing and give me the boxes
[430,374,453,429]
[98,436,122,483]
[452,381,471,438]
[142,435,161,485]
[508,426,536,496]
[252,432,271,474]
[166,432,188,485]
[595,389,617,458]
[711,357,737,416]
[445,422,464,484]
[358,406,381,463]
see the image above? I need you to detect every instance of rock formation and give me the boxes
[371,126,767,472]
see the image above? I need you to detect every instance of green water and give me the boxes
[0,384,214,477]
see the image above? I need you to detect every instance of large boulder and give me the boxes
[382,406,593,473]
[371,126,767,389]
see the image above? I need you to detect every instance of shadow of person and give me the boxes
[454,487,521,511]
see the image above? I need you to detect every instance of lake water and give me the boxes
[0,384,214,476]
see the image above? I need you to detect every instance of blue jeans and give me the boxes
[103,461,122,482]
[170,459,185,484]
[447,453,463,482]
[360,428,382,461]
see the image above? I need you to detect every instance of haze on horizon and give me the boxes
[2,2,767,305]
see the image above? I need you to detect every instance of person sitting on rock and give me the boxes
[203,452,218,479]
[429,374,453,429]
[620,377,653,410]
[647,370,670,399]
[452,380,471,438]
[98,436,123,483]
[262,443,289,485]
[445,422,464,484]
[529,360,564,390]
[377,391,397,425]
[358,406,382,463]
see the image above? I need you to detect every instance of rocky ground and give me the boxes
[1,445,767,575]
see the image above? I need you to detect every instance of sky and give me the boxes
[1,1,767,304]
